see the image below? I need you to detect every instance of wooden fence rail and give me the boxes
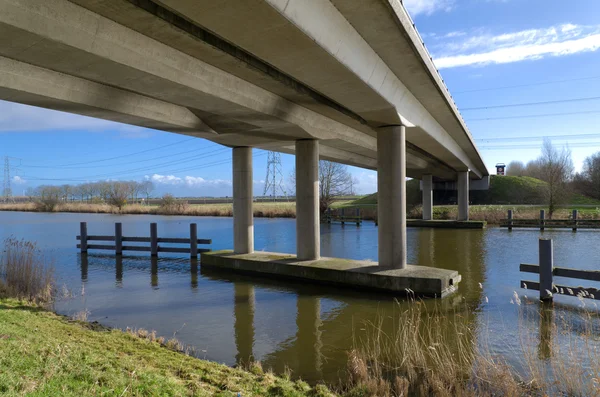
[502,209,600,230]
[323,208,362,226]
[76,222,211,257]
[520,238,600,301]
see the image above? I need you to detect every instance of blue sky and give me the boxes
[3,0,600,197]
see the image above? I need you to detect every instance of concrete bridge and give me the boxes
[0,0,488,282]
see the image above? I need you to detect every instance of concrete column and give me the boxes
[295,140,320,260]
[422,174,433,220]
[377,125,406,269]
[457,171,469,221]
[233,147,254,254]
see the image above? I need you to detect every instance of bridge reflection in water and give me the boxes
[76,228,496,383]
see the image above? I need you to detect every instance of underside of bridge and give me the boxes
[0,0,489,287]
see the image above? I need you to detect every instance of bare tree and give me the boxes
[140,180,154,201]
[581,152,600,199]
[106,182,130,210]
[289,160,353,212]
[537,139,573,217]
[34,185,62,211]
[506,161,525,176]
[319,160,353,212]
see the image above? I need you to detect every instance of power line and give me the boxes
[466,110,600,121]
[22,152,268,183]
[25,137,198,167]
[41,148,230,181]
[20,144,221,169]
[453,75,600,94]
[461,95,600,111]
[475,133,600,142]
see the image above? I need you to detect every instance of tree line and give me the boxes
[506,138,600,216]
[28,180,154,211]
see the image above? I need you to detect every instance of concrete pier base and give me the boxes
[201,251,461,297]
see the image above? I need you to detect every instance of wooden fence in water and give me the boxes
[501,209,600,230]
[323,208,362,226]
[76,222,211,257]
[520,238,600,301]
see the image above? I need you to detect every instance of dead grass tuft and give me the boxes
[0,238,54,304]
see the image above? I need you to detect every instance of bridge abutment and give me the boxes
[377,125,407,269]
[233,147,254,254]
[296,139,320,261]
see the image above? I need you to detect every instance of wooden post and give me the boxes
[190,223,198,258]
[326,207,331,224]
[356,208,360,226]
[80,222,88,254]
[539,238,553,301]
[507,209,513,231]
[115,222,123,255]
[540,209,545,231]
[572,209,578,232]
[341,208,345,225]
[150,223,158,257]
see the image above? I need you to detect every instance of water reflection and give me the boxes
[151,257,158,288]
[190,259,198,291]
[539,302,554,360]
[116,256,123,288]
[8,211,597,385]
[234,283,255,365]
[75,227,489,383]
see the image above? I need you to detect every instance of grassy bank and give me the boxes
[0,202,296,218]
[0,299,335,396]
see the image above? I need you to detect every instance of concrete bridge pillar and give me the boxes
[233,147,254,254]
[458,171,469,221]
[296,139,320,260]
[377,125,407,269]
[422,174,433,220]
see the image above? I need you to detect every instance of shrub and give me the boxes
[0,238,54,303]
[159,194,189,215]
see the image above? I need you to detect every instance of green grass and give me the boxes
[0,299,334,397]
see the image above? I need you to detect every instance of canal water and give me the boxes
[1,211,599,383]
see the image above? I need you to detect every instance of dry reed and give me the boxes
[0,238,54,304]
[0,202,297,218]
[343,298,600,397]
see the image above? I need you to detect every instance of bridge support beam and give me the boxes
[422,174,433,221]
[296,140,320,260]
[233,147,254,254]
[377,125,407,269]
[458,171,469,221]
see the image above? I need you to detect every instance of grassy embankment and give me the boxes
[334,176,600,224]
[2,238,600,396]
[0,238,333,396]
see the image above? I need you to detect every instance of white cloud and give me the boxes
[147,174,183,185]
[431,23,600,68]
[403,0,454,17]
[146,174,232,187]
[12,176,26,184]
